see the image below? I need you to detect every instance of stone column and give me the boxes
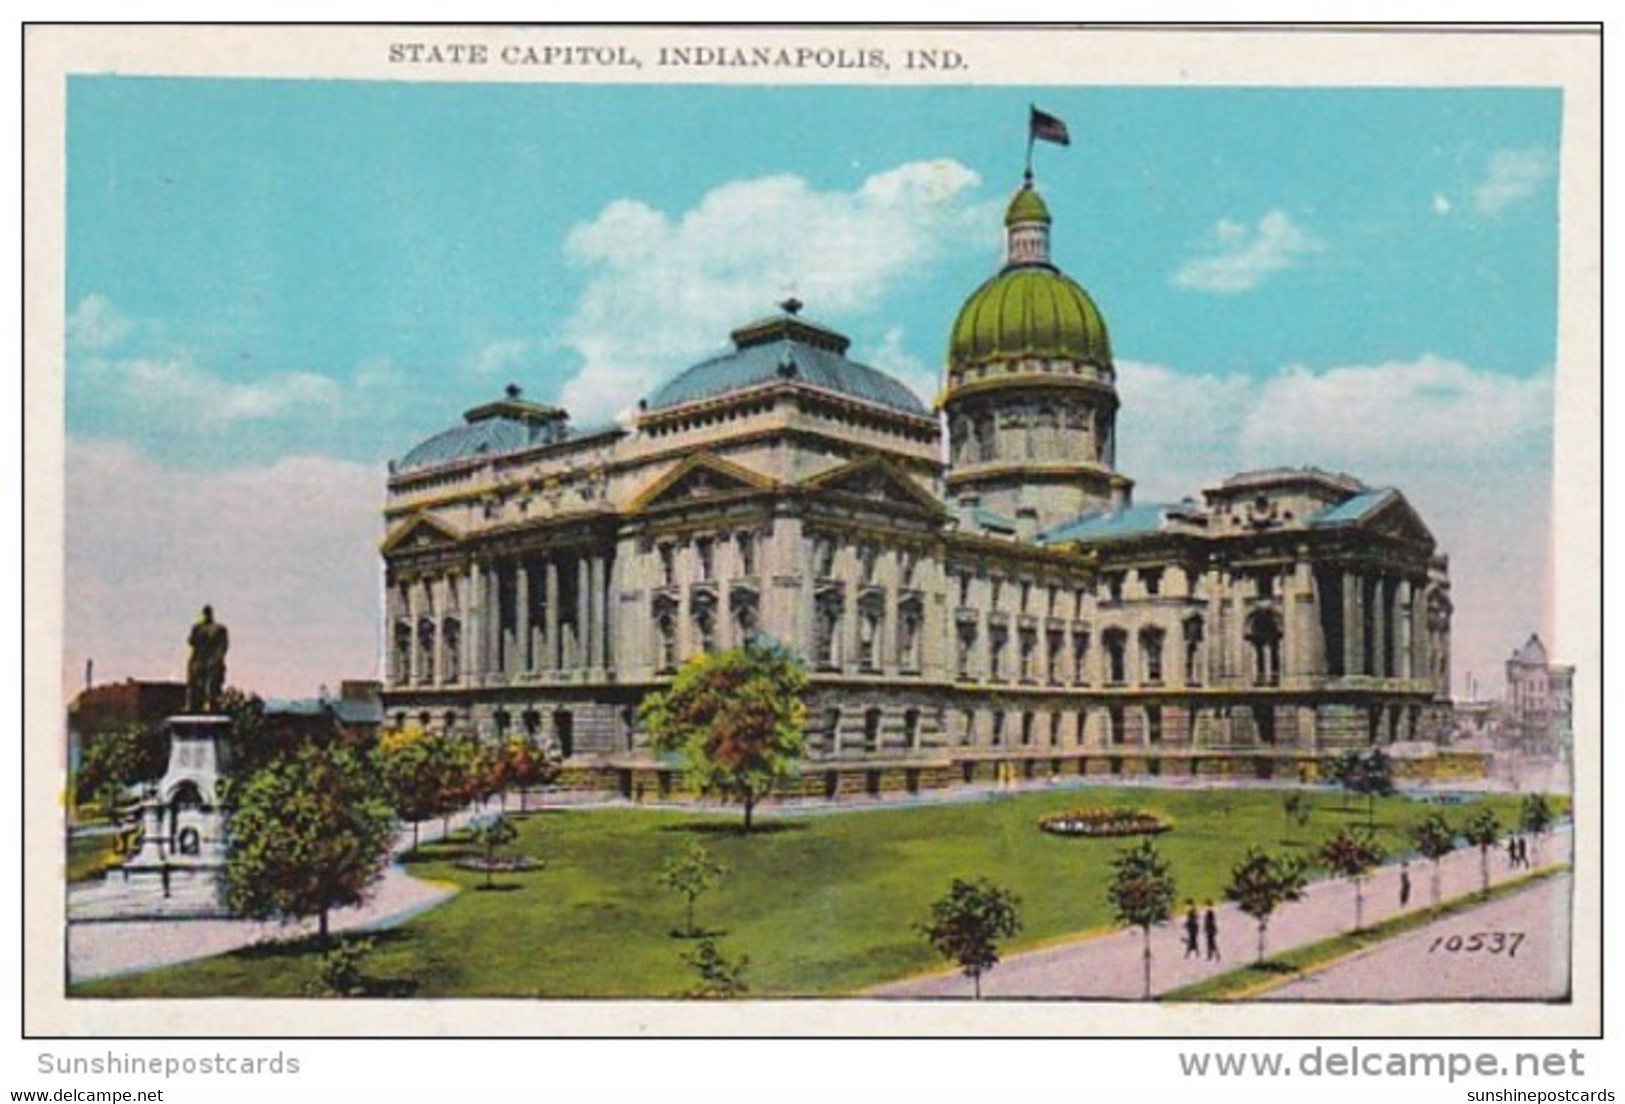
[458,571,475,683]
[589,555,606,671]
[1371,576,1388,679]
[489,563,506,677]
[1395,579,1412,679]
[1412,580,1429,685]
[577,556,592,671]
[544,559,560,675]
[604,549,620,672]
[515,560,532,675]
[433,575,450,686]
[1342,571,1364,677]
[466,562,484,680]
[406,578,422,685]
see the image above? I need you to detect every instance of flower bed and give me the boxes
[453,855,545,873]
[1039,808,1169,838]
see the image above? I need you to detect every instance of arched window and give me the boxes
[442,618,461,684]
[1182,616,1205,686]
[1103,628,1128,685]
[1246,610,1283,687]
[1140,627,1165,684]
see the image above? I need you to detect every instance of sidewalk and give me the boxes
[869,824,1572,1000]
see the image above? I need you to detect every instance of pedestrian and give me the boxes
[1182,901,1200,958]
[1203,902,1220,961]
[1399,862,1412,908]
[1515,835,1529,869]
[1506,834,1519,870]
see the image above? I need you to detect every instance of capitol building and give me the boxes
[379,173,1458,796]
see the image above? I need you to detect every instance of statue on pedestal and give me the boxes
[186,604,229,714]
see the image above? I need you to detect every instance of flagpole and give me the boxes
[1025,104,1035,183]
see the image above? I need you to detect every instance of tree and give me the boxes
[224,741,398,943]
[502,737,560,813]
[1318,826,1387,931]
[1519,793,1554,865]
[75,722,166,816]
[378,727,446,854]
[1334,748,1395,828]
[1224,847,1309,965]
[659,840,727,937]
[1106,838,1178,999]
[1326,750,1362,811]
[919,877,1022,999]
[682,937,749,999]
[1461,806,1503,895]
[1281,792,1312,843]
[1409,811,1458,905]
[469,814,519,890]
[638,639,808,833]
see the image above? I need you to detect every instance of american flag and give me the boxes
[1029,106,1071,146]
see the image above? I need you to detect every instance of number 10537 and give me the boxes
[1429,932,1526,957]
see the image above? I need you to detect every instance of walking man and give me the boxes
[1399,862,1412,908]
[1183,901,1200,958]
[1203,902,1220,962]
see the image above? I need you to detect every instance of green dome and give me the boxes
[1005,184,1051,226]
[949,266,1112,367]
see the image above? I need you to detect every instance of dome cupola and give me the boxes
[947,181,1112,372]
[941,175,1130,531]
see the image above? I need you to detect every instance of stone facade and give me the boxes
[380,176,1454,791]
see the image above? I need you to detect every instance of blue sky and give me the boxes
[64,77,1562,697]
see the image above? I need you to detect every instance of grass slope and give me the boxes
[74,787,1545,999]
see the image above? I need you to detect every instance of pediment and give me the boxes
[380,513,465,556]
[1345,491,1436,550]
[628,452,775,514]
[801,454,946,516]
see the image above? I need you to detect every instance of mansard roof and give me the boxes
[644,312,929,417]
[393,387,620,476]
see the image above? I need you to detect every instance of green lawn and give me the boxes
[73,787,1550,999]
[67,831,119,884]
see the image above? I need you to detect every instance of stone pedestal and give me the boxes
[86,714,232,919]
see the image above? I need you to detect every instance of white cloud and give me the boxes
[63,439,384,700]
[467,338,529,378]
[1239,354,1552,470]
[81,352,343,429]
[1473,148,1555,215]
[556,159,990,423]
[1432,193,1453,216]
[66,294,133,353]
[1116,359,1254,501]
[1171,210,1322,294]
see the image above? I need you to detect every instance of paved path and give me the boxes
[66,804,500,983]
[1259,873,1572,1002]
[870,825,1572,1000]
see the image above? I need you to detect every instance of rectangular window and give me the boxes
[737,531,756,576]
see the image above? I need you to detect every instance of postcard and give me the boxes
[24,24,1600,1038]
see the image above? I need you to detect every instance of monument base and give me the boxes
[75,713,235,921]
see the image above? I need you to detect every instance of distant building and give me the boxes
[262,681,385,745]
[1504,634,1574,756]
[380,170,1455,795]
[67,679,186,740]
